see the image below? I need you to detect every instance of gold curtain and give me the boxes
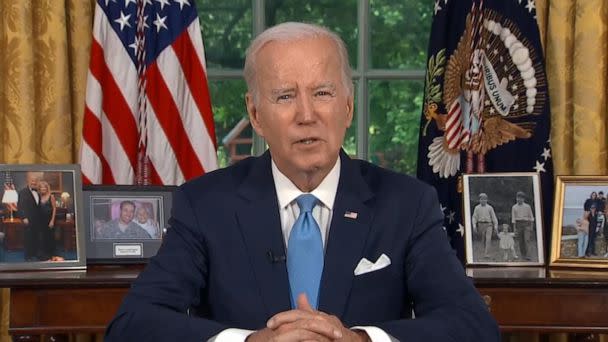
[0,0,92,164]
[504,1,608,342]
[0,0,94,341]
[538,0,608,175]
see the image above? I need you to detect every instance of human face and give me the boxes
[39,183,49,195]
[26,173,39,190]
[119,203,135,224]
[479,198,487,206]
[517,196,524,204]
[136,207,148,224]
[246,37,353,189]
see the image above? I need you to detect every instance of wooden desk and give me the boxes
[470,268,608,334]
[0,267,607,339]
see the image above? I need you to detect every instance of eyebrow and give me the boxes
[270,82,336,95]
[270,88,296,96]
[312,82,336,91]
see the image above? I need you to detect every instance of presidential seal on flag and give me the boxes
[417,0,553,261]
[421,2,548,178]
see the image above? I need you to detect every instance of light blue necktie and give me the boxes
[287,194,324,309]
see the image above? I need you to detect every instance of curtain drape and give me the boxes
[0,1,94,341]
[538,0,608,175]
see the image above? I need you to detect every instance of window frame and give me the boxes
[204,0,427,162]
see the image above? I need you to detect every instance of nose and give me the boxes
[295,93,315,124]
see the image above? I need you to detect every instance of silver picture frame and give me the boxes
[0,164,85,271]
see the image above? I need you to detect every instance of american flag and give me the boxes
[80,0,218,185]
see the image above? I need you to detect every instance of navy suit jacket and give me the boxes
[106,151,499,341]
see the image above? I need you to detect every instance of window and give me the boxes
[196,0,432,174]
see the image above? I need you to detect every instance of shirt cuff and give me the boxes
[206,328,254,342]
[351,326,398,342]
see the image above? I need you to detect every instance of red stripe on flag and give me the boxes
[100,154,117,185]
[172,32,217,150]
[146,63,204,180]
[88,39,139,171]
[148,162,164,186]
[82,107,103,155]
[82,174,92,186]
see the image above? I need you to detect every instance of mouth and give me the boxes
[295,137,320,145]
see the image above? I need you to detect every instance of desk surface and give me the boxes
[1,266,608,336]
[1,265,607,288]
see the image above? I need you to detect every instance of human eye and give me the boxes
[314,87,336,100]
[276,94,293,101]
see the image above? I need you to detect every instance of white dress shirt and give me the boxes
[209,158,394,342]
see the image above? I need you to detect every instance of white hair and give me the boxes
[243,22,353,102]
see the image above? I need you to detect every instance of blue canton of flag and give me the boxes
[81,0,218,186]
[417,0,554,261]
[100,0,198,65]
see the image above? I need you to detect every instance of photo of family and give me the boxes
[0,165,85,270]
[90,197,163,241]
[557,185,607,260]
[463,173,544,266]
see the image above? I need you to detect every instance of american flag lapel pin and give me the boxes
[344,211,358,219]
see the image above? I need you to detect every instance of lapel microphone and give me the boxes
[267,250,286,263]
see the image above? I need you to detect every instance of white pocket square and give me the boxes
[354,253,391,276]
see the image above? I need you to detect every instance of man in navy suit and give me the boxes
[106,22,499,342]
[17,172,42,261]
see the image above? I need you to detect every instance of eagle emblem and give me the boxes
[423,4,546,178]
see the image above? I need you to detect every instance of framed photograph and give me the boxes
[83,185,176,263]
[550,176,608,269]
[0,165,85,270]
[463,172,544,266]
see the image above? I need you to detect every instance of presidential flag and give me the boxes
[417,0,554,260]
[80,0,218,186]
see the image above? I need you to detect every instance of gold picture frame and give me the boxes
[550,176,608,269]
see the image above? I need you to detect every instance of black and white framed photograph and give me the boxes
[463,172,544,266]
[83,185,175,263]
[0,165,85,270]
[550,176,608,269]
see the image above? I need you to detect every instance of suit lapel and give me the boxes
[235,152,291,317]
[318,151,374,317]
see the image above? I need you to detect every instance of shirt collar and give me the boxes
[271,157,341,211]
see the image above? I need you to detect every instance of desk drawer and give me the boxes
[479,287,608,332]
[10,288,128,335]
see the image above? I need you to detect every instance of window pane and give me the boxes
[368,80,424,175]
[209,79,251,167]
[196,0,252,69]
[265,0,358,68]
[369,0,432,69]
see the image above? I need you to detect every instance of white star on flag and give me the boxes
[526,0,536,13]
[434,0,442,15]
[114,11,132,31]
[153,13,168,32]
[541,148,551,160]
[156,0,171,10]
[457,224,464,237]
[129,36,140,54]
[440,204,447,213]
[447,211,455,224]
[175,0,191,10]
[533,161,546,173]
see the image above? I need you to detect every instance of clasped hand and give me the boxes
[246,294,370,342]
